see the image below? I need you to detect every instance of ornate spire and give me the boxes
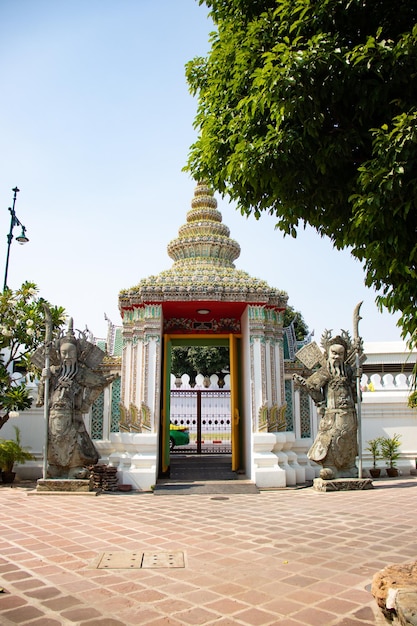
[167,181,241,268]
[119,181,287,308]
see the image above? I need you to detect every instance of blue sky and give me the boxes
[0,0,403,344]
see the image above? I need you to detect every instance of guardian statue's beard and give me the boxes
[58,361,78,383]
[328,361,346,377]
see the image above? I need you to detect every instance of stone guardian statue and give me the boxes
[294,303,365,480]
[33,316,117,479]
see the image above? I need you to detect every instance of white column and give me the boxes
[294,388,301,439]
[102,385,111,439]
[252,337,263,430]
[274,340,283,405]
[122,341,132,407]
[265,341,272,405]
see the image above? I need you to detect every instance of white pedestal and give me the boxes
[253,433,286,488]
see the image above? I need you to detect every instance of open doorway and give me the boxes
[160,334,242,481]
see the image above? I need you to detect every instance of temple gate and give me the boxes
[102,182,316,490]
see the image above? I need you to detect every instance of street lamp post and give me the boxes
[3,186,29,291]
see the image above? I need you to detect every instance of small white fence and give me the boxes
[170,374,231,450]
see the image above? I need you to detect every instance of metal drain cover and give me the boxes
[97,552,143,569]
[96,551,185,569]
[142,551,185,569]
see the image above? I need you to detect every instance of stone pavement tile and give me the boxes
[182,587,223,604]
[0,593,27,610]
[77,585,121,603]
[231,572,276,589]
[119,604,185,625]
[82,570,135,586]
[232,606,281,625]
[1,570,33,582]
[0,563,21,575]
[174,606,225,625]
[280,573,321,588]
[307,563,354,577]
[28,564,67,577]
[308,580,350,596]
[58,578,102,593]
[287,588,328,605]
[317,596,361,615]
[124,587,167,603]
[353,605,380,621]
[259,580,306,598]
[290,606,338,626]
[25,586,62,600]
[323,562,359,575]
[12,578,50,591]
[210,581,248,596]
[338,587,375,603]
[262,596,304,616]
[1,604,45,623]
[61,605,102,621]
[206,597,251,615]
[104,579,147,594]
[41,595,82,611]
[154,596,195,615]
[325,571,369,586]
[95,594,138,613]
[155,579,200,596]
[234,587,276,606]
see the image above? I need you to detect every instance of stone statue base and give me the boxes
[35,478,95,493]
[313,477,374,492]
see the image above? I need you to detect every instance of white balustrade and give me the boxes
[282,432,305,484]
[253,432,286,488]
[292,437,316,481]
[361,372,412,391]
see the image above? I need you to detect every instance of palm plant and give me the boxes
[366,438,382,469]
[380,433,402,469]
[0,426,34,474]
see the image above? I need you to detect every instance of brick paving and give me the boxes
[1,476,416,625]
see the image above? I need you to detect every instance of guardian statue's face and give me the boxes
[60,342,77,366]
[328,344,345,368]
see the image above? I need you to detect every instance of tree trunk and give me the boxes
[0,412,10,430]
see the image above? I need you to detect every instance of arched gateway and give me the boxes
[113,182,314,490]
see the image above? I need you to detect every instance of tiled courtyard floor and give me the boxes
[1,476,416,625]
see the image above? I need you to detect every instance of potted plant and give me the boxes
[380,433,402,477]
[366,437,382,478]
[0,426,34,483]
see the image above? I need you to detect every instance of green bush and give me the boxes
[380,433,402,468]
[0,426,34,473]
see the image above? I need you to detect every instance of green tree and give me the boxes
[283,305,309,341]
[186,0,417,344]
[171,346,229,384]
[0,281,65,429]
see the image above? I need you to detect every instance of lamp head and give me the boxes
[16,227,29,244]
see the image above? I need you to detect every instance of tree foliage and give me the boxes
[283,304,309,341]
[0,282,66,429]
[171,346,229,383]
[186,0,417,344]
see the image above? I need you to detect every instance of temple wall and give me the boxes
[4,340,417,488]
[240,305,253,480]
[247,305,286,432]
[120,305,163,432]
